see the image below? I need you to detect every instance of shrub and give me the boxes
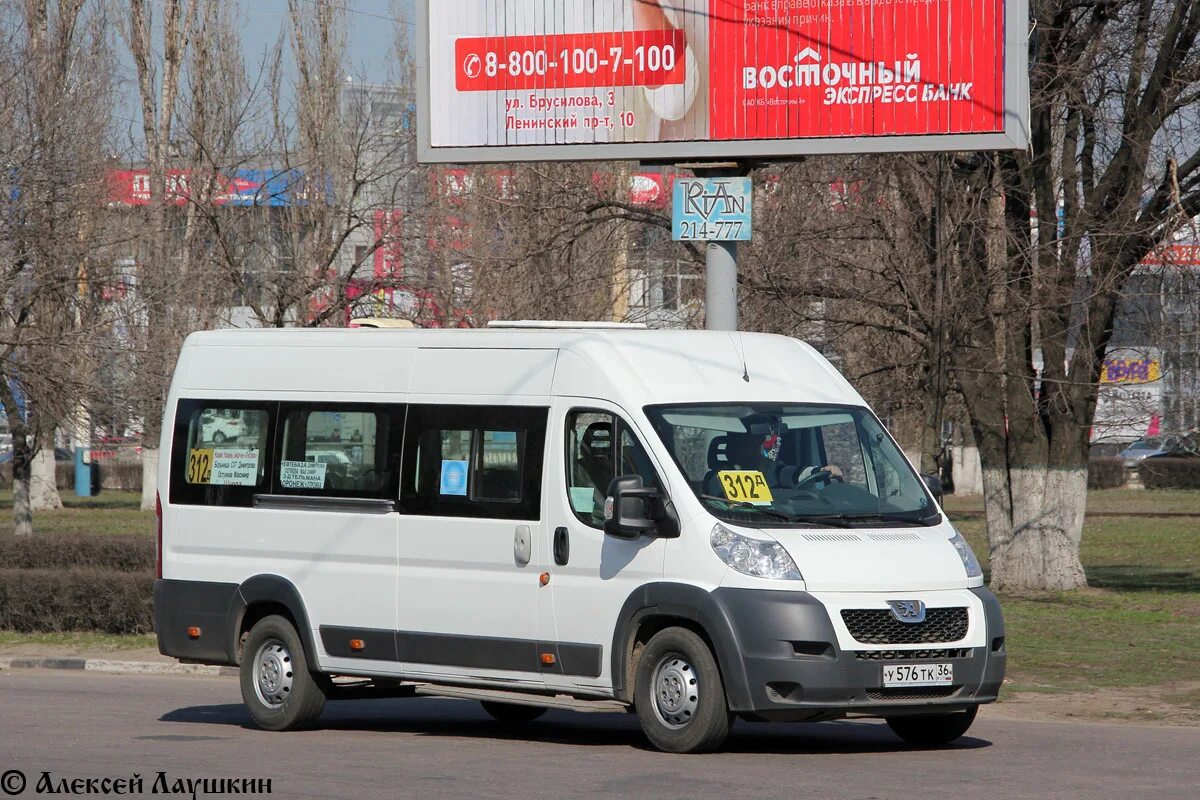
[1088,457,1128,490]
[0,460,142,492]
[0,568,153,634]
[1139,458,1200,490]
[0,534,153,572]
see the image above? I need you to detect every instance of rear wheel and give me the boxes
[885,706,978,746]
[239,615,327,731]
[480,701,547,723]
[634,627,732,753]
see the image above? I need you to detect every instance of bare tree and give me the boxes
[933,0,1200,592]
[739,1,1200,592]
[0,0,114,532]
[125,0,198,510]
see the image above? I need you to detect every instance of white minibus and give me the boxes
[154,323,1004,753]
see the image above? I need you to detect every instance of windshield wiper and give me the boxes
[698,495,853,527]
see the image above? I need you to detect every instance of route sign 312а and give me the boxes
[672,177,752,242]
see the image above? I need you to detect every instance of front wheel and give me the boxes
[239,615,327,731]
[885,706,978,746]
[634,627,732,753]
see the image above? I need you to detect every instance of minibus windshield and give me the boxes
[645,403,938,527]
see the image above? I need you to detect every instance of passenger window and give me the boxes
[275,405,399,499]
[170,401,273,507]
[566,410,658,528]
[477,430,524,502]
[401,405,547,520]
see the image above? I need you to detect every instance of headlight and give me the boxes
[948,528,983,578]
[710,523,802,580]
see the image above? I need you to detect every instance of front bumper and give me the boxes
[711,587,1006,721]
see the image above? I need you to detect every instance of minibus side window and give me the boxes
[565,410,659,529]
[400,405,547,520]
[169,400,274,507]
[273,405,401,499]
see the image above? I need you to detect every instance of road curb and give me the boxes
[0,657,237,677]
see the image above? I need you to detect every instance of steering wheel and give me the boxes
[796,468,844,490]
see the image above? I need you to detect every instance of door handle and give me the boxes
[553,526,570,566]
[514,525,531,567]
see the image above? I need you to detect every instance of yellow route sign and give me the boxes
[717,470,773,505]
[187,448,214,484]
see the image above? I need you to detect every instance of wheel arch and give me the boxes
[610,583,751,709]
[229,575,319,669]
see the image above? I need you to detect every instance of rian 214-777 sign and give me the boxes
[417,0,1029,163]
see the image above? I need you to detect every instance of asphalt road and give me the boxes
[1,671,1198,800]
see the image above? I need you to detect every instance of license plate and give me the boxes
[882,663,953,687]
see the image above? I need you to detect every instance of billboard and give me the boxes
[1092,349,1165,443]
[106,169,307,207]
[417,0,1029,163]
[1141,244,1200,269]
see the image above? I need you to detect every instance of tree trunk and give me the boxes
[917,374,942,477]
[30,429,63,511]
[10,428,34,537]
[140,446,159,511]
[960,386,1091,593]
[985,462,1088,593]
[0,377,34,536]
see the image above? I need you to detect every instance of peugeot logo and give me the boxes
[887,600,927,624]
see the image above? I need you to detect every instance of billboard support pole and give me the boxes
[693,166,750,332]
[705,239,738,332]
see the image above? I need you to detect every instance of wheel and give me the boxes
[239,615,327,731]
[634,627,733,753]
[480,701,547,723]
[886,706,978,746]
[213,431,227,444]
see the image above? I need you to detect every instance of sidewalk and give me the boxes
[0,644,236,677]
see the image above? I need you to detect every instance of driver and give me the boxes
[725,426,843,489]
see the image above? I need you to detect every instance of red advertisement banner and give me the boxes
[1141,244,1200,267]
[708,0,1005,139]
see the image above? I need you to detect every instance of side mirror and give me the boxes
[604,475,676,540]
[921,473,944,504]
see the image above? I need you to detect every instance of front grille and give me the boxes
[854,648,972,661]
[841,607,969,644]
[866,687,958,701]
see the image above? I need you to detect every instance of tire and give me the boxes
[885,706,979,746]
[239,615,327,731]
[480,701,547,723]
[213,431,227,444]
[634,627,733,753]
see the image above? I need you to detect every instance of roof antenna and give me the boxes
[729,332,751,382]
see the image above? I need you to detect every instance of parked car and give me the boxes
[199,410,244,444]
[1117,437,1170,468]
[305,450,352,466]
[1143,432,1199,460]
